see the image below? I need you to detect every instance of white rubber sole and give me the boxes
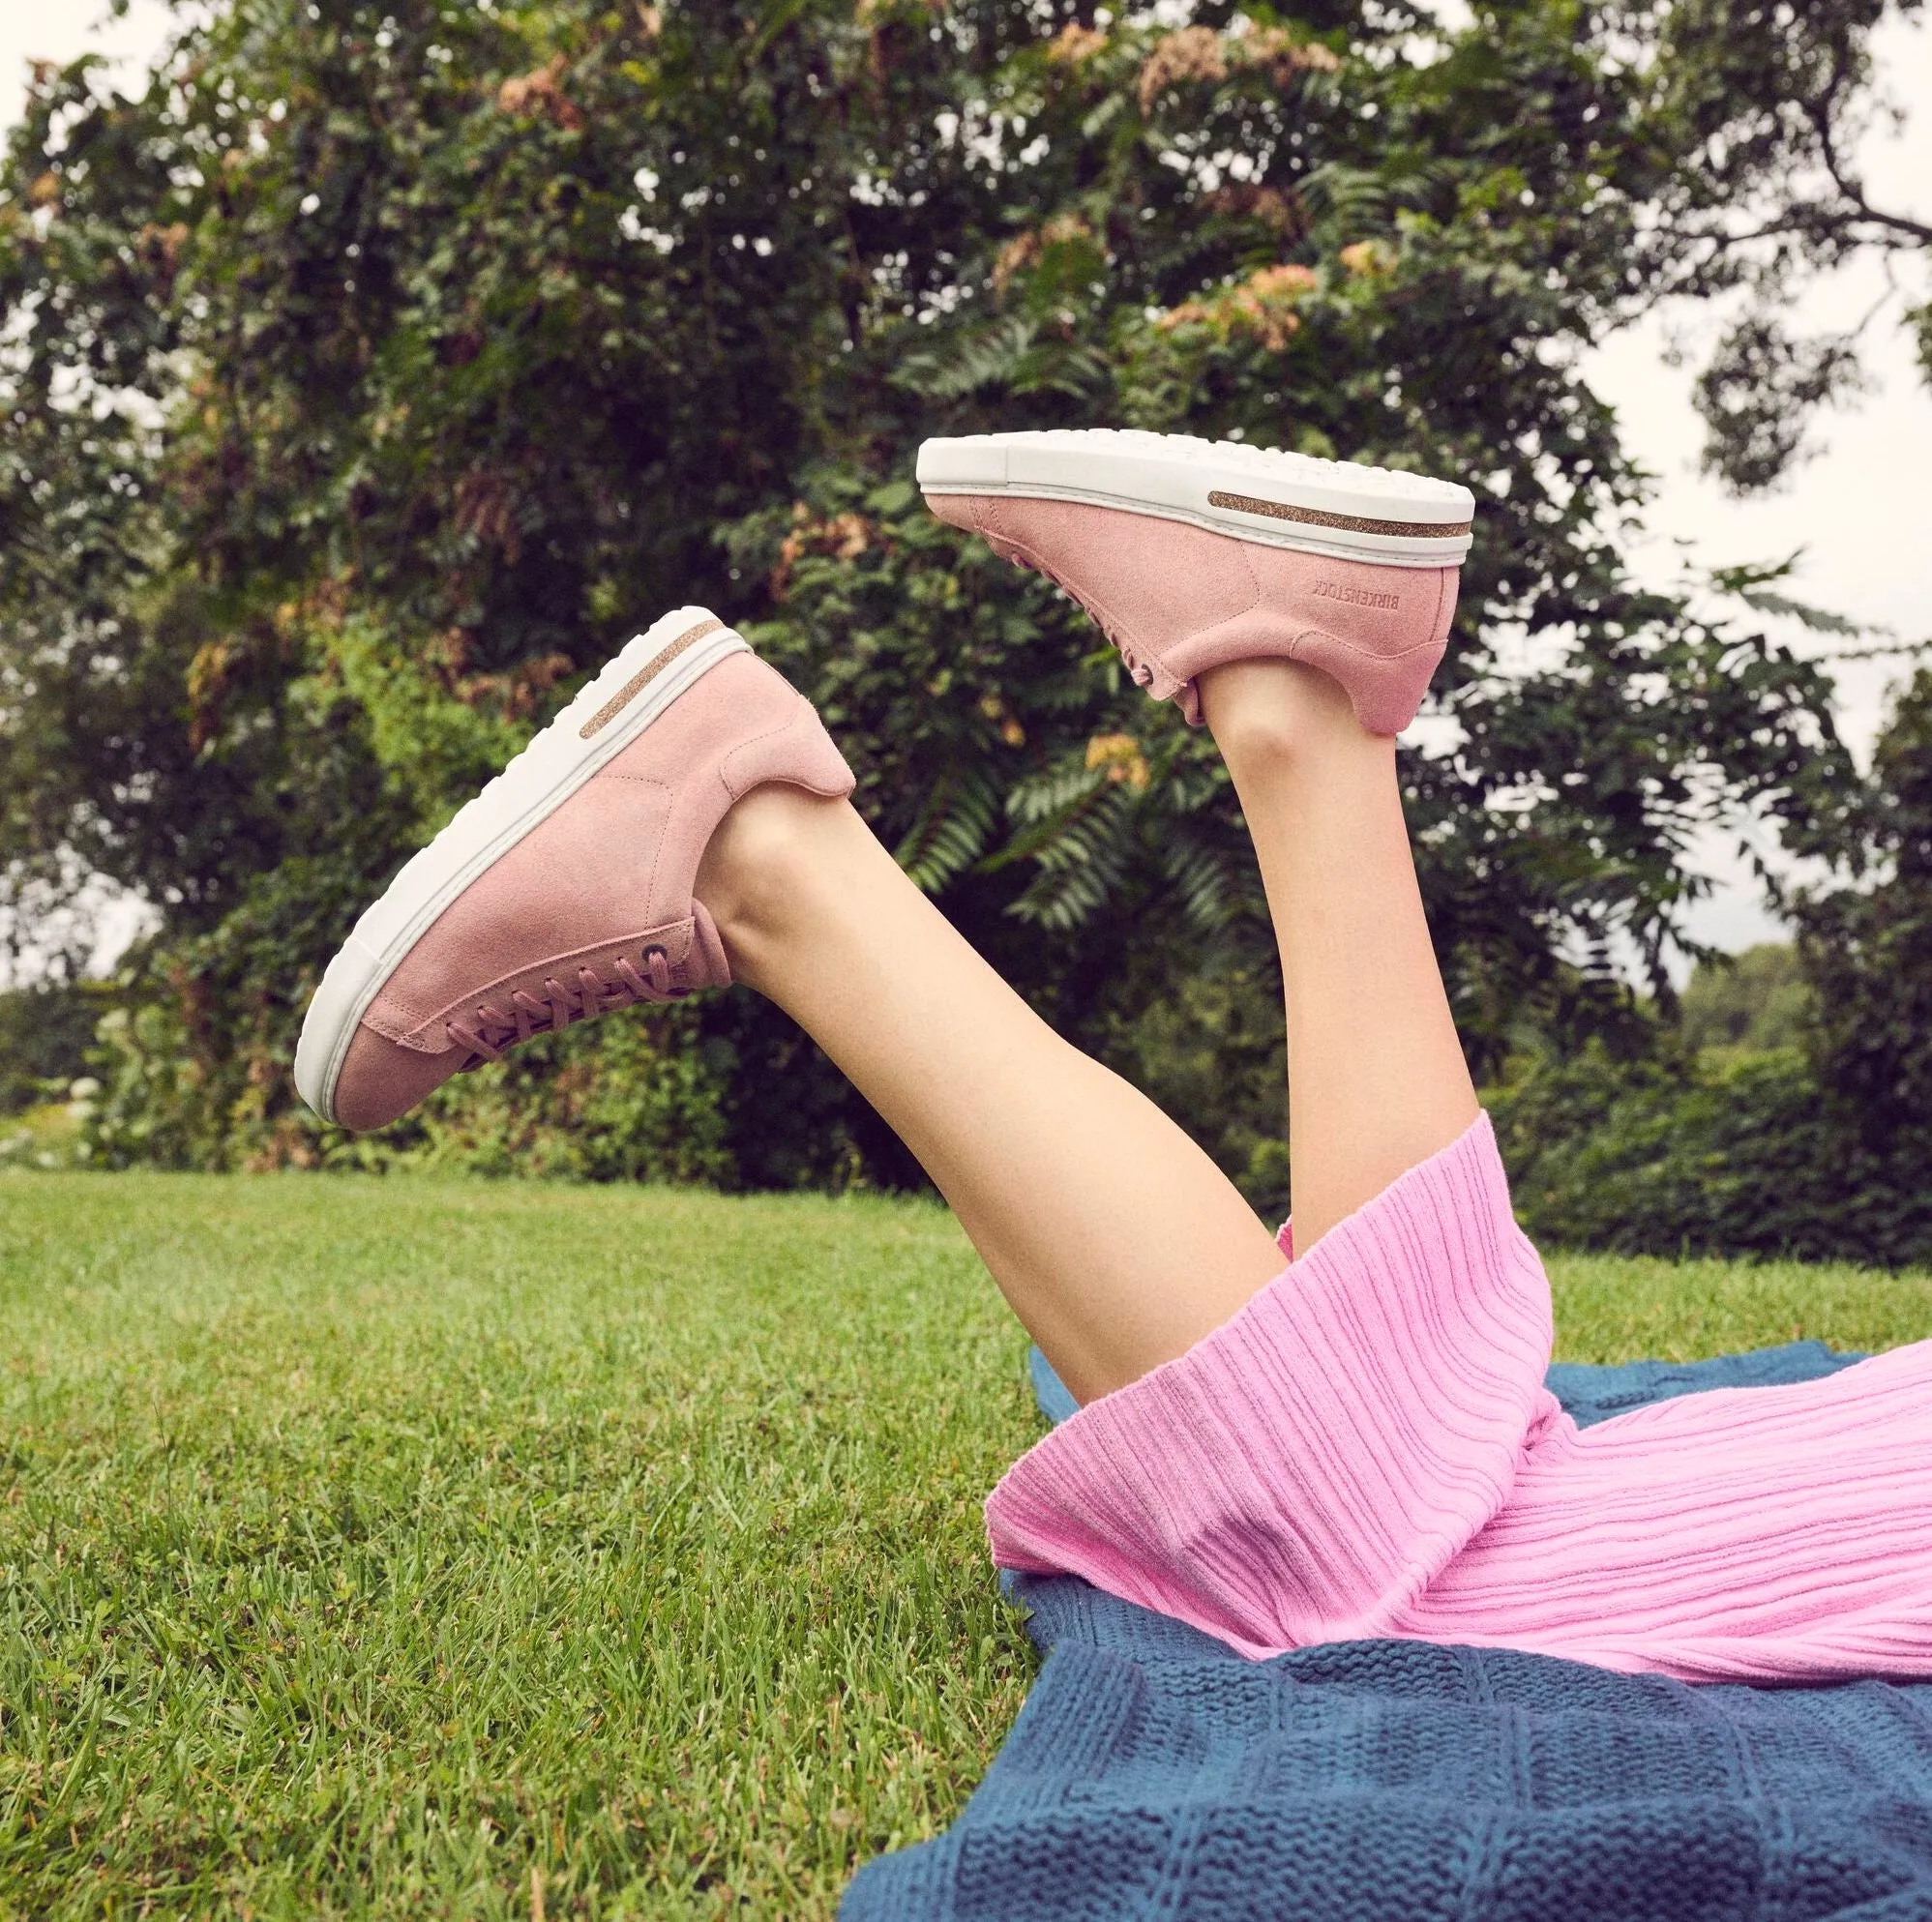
[917,429,1475,569]
[293,607,750,1124]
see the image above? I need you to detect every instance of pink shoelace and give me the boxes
[445,947,678,1068]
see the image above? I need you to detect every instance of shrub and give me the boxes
[1494,674,1932,1270]
[84,989,735,1185]
[0,981,104,1113]
[1490,1042,1932,1269]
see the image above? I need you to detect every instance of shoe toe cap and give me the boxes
[331,1024,461,1133]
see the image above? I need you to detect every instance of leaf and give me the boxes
[888,317,1037,399]
[893,765,1002,894]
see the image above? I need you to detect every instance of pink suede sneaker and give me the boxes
[294,609,853,1132]
[917,429,1476,734]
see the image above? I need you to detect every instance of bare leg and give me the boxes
[695,793,1284,1405]
[1199,658,1479,1253]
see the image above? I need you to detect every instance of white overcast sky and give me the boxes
[4,0,1928,968]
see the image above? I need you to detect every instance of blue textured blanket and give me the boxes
[842,1339,1932,1920]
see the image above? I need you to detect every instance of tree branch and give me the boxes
[1805,92,1932,249]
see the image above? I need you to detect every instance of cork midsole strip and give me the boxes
[580,616,725,740]
[1206,489,1472,541]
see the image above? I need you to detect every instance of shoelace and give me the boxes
[446,947,677,1068]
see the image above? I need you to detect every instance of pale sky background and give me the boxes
[3,0,1928,975]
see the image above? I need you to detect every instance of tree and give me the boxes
[1647,0,1932,491]
[2,0,1893,1192]
[1677,941,1811,1055]
[1487,665,1932,1268]
[1798,667,1932,1168]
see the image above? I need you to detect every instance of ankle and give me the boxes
[695,784,852,983]
[1199,658,1374,769]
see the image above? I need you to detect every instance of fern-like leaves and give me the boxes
[893,764,1003,894]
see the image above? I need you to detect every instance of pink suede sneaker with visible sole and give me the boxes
[917,429,1476,734]
[294,608,852,1132]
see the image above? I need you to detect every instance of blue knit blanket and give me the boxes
[842,1339,1932,1920]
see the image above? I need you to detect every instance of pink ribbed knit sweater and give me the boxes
[985,1112,1932,1684]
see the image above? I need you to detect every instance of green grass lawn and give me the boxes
[4,1172,1931,1918]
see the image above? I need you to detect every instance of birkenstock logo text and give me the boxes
[1313,581,1401,610]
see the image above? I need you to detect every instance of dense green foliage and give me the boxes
[3,1168,1927,1914]
[0,979,103,1113]
[10,0,1910,1196]
[1491,1043,1932,1267]
[1796,671,1932,1187]
[1494,676,1932,1269]
[1675,940,1810,1056]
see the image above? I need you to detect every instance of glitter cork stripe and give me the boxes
[1207,488,1472,541]
[580,617,725,740]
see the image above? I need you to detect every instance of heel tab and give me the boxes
[719,686,855,803]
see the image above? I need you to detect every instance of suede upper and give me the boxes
[333,651,852,1132]
[929,492,1459,734]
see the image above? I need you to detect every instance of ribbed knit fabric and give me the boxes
[840,1343,1932,1922]
[985,1112,1932,1684]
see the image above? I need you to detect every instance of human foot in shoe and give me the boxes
[294,609,853,1131]
[917,429,1475,734]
